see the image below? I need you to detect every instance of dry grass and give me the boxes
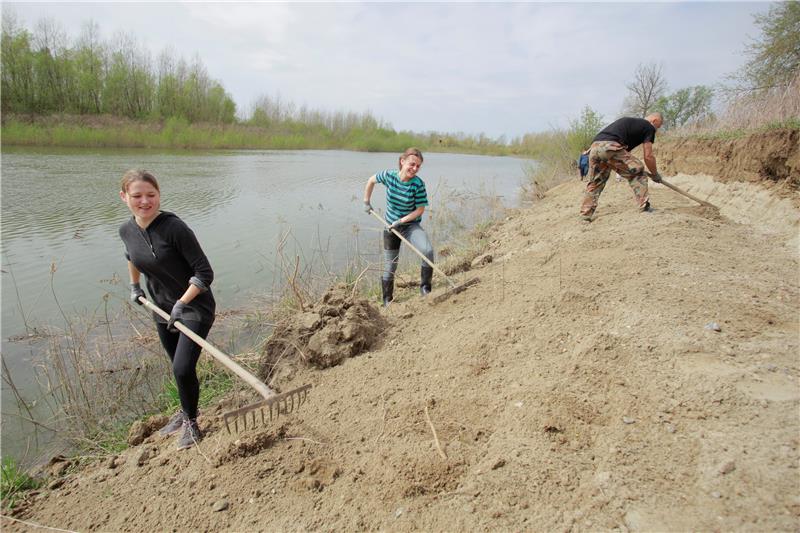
[2,262,235,465]
[379,184,508,292]
[7,275,171,456]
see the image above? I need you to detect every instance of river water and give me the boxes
[1,147,531,461]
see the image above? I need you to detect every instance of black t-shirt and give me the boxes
[593,117,656,150]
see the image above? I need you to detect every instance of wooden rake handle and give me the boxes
[657,177,717,208]
[368,209,456,288]
[139,297,276,401]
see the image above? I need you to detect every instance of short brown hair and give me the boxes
[398,147,423,169]
[121,169,160,193]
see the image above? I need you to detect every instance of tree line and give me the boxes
[0,11,510,152]
[1,13,237,122]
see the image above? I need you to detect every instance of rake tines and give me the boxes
[223,384,312,434]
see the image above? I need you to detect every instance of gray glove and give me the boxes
[389,220,403,230]
[649,172,663,183]
[167,300,186,332]
[130,282,145,305]
[363,200,373,214]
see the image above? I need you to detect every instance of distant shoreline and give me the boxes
[0,114,516,156]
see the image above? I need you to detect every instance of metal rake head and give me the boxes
[222,383,312,434]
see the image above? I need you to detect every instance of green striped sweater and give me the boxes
[375,169,429,224]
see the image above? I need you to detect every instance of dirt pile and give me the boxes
[260,283,386,373]
[5,137,799,532]
[127,414,170,446]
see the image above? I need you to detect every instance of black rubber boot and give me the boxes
[381,278,394,307]
[420,265,433,296]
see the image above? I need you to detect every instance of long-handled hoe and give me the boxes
[139,297,312,434]
[368,210,479,304]
[651,173,718,209]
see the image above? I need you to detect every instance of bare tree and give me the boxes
[622,62,668,117]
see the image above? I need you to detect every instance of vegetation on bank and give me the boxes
[3,3,796,160]
[1,348,233,510]
[1,283,251,512]
[1,114,516,156]
[1,457,40,510]
[0,10,516,155]
[1,11,236,122]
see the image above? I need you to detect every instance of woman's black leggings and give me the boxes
[155,319,213,420]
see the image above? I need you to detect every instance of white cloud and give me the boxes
[184,3,295,40]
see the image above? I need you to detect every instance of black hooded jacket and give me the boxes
[119,211,215,325]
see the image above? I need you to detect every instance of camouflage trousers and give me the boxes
[580,141,649,217]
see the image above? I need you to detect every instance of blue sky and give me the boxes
[4,2,771,138]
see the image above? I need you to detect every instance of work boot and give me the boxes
[381,278,394,307]
[176,418,202,450]
[158,410,186,436]
[420,265,433,296]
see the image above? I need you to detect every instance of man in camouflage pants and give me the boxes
[580,112,664,221]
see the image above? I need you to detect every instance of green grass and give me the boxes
[686,129,750,141]
[1,456,40,510]
[157,359,235,413]
[666,119,798,142]
[86,424,133,456]
[762,117,800,131]
[0,117,515,155]
[158,379,182,413]
[197,361,235,409]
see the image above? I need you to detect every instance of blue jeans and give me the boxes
[382,222,434,282]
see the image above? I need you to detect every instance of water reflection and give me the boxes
[1,151,238,242]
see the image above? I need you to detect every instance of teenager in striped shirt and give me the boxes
[363,147,434,306]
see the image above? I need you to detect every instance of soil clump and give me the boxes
[260,283,386,372]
